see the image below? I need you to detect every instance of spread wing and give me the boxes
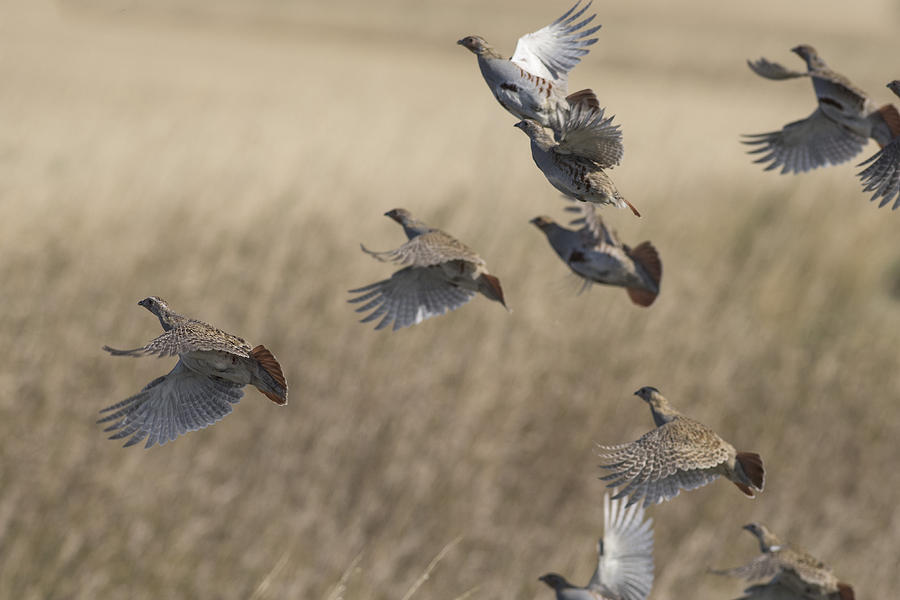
[711,554,784,583]
[97,359,244,448]
[557,104,624,167]
[510,1,601,84]
[361,231,482,268]
[858,139,900,209]
[747,57,807,80]
[348,266,476,331]
[743,108,868,173]
[564,198,618,246]
[103,323,252,359]
[588,493,654,600]
[597,420,731,508]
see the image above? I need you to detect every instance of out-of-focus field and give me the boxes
[2,0,900,597]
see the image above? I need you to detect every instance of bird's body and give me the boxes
[458,1,601,136]
[99,297,287,448]
[744,44,899,174]
[531,201,660,305]
[515,114,638,215]
[349,208,506,331]
[858,80,900,209]
[597,387,764,508]
[539,494,654,600]
[713,523,854,600]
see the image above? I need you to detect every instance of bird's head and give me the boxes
[513,119,545,139]
[634,386,663,404]
[888,80,900,99]
[537,573,571,590]
[790,44,822,68]
[457,35,491,56]
[138,296,169,315]
[384,208,412,225]
[530,215,555,230]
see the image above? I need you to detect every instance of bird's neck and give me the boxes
[649,403,679,427]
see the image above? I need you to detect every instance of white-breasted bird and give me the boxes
[531,200,660,306]
[99,297,287,448]
[597,387,765,508]
[514,104,638,215]
[349,209,506,331]
[744,44,900,174]
[538,493,654,600]
[458,1,602,136]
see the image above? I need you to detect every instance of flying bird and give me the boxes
[538,493,654,600]
[349,209,506,331]
[458,1,602,136]
[743,44,900,174]
[99,296,287,448]
[857,80,900,209]
[514,105,638,215]
[597,387,764,508]
[712,523,854,600]
[531,200,660,306]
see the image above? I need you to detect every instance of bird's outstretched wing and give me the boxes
[588,493,654,600]
[348,267,475,331]
[98,360,244,448]
[510,1,601,84]
[743,108,868,173]
[858,139,900,209]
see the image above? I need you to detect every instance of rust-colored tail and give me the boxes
[625,241,662,307]
[251,345,288,405]
[566,88,600,111]
[622,197,641,217]
[837,582,854,600]
[735,451,765,495]
[478,273,507,309]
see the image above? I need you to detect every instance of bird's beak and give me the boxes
[456,38,465,45]
[513,121,525,130]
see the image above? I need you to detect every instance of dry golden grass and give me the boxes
[3,1,900,598]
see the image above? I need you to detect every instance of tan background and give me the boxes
[2,1,900,598]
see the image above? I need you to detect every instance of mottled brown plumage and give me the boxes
[712,523,854,600]
[99,297,288,448]
[597,387,764,507]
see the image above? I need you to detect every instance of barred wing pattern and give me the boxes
[510,1,601,84]
[348,266,476,331]
[588,494,654,600]
[598,419,731,508]
[98,360,244,448]
[743,109,868,173]
[103,323,252,359]
[361,231,484,268]
[858,139,900,209]
[557,104,624,168]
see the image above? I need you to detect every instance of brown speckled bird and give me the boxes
[858,80,900,209]
[712,523,854,600]
[514,109,638,215]
[744,45,900,174]
[99,297,287,448]
[531,200,660,306]
[597,387,764,508]
[349,209,506,330]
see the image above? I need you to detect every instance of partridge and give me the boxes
[99,297,287,448]
[458,1,601,136]
[349,209,506,331]
[539,493,654,600]
[597,387,764,507]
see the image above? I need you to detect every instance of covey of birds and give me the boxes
[514,104,638,215]
[858,80,900,209]
[538,493,654,600]
[348,208,506,331]
[711,523,854,600]
[458,1,601,136]
[597,387,764,508]
[744,44,900,178]
[99,296,287,448]
[531,199,660,306]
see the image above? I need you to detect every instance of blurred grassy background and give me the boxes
[2,0,900,597]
